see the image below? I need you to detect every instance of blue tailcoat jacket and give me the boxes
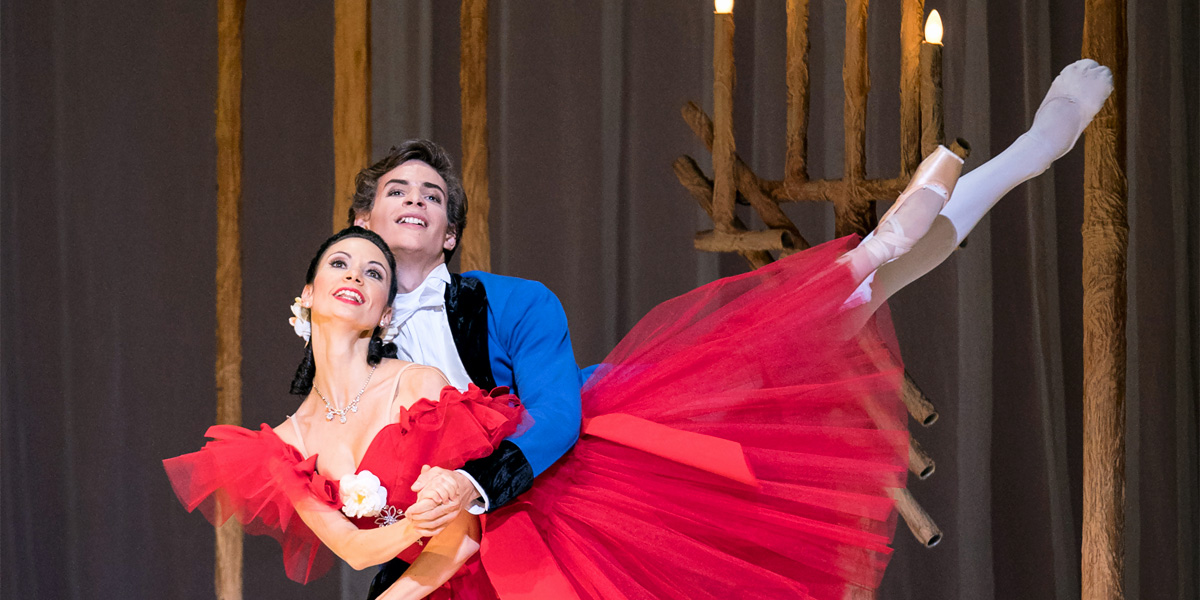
[447,271,583,509]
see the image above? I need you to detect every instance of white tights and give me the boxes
[839,59,1114,327]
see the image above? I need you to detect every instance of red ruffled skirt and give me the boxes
[478,236,909,600]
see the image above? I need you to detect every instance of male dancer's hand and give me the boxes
[406,465,480,536]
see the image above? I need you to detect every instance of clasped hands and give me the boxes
[403,465,480,537]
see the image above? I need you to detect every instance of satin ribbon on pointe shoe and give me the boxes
[861,145,964,266]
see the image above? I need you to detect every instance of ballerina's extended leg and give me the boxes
[840,58,1114,321]
[938,58,1114,245]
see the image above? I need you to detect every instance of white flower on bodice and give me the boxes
[339,470,388,519]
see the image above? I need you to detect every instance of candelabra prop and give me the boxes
[675,0,966,548]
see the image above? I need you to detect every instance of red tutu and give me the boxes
[477,236,908,600]
[165,235,908,599]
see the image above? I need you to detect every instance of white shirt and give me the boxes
[384,263,490,512]
[385,264,473,392]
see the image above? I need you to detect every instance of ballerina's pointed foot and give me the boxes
[1028,59,1115,162]
[859,145,964,267]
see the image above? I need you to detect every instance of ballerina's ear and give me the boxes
[300,284,314,308]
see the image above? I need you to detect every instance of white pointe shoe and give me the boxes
[861,145,964,266]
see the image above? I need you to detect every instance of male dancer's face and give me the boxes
[354,159,456,268]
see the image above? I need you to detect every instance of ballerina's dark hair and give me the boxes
[290,226,399,395]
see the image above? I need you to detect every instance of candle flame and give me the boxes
[925,10,943,44]
[714,0,733,14]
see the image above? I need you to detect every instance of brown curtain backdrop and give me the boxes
[3,1,1196,599]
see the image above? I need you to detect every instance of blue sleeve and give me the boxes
[497,282,582,475]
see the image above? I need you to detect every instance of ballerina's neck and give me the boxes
[308,328,376,395]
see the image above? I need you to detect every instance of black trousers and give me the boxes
[365,558,410,599]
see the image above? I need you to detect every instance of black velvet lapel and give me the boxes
[444,274,496,390]
[445,274,535,514]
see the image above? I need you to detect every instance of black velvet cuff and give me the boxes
[460,440,534,512]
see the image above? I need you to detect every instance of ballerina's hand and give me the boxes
[406,465,479,537]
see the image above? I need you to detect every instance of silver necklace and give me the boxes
[312,364,378,424]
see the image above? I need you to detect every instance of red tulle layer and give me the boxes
[163,424,339,583]
[479,236,909,600]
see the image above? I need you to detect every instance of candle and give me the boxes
[919,10,944,156]
[712,0,736,231]
[925,9,943,44]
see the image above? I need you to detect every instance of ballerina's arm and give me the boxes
[289,495,425,571]
[375,509,482,600]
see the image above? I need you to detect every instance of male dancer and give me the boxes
[348,139,583,596]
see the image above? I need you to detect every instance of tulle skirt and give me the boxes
[478,236,910,600]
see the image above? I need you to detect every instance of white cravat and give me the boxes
[384,264,473,392]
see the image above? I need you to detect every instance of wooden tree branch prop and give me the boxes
[674,0,961,548]
[695,229,798,253]
[712,9,737,232]
[784,0,810,186]
[672,157,774,269]
[681,101,967,209]
[840,0,871,237]
[902,371,939,426]
[1081,1,1128,598]
[919,37,943,156]
[899,0,923,174]
[909,438,935,479]
[333,0,371,230]
[891,488,943,547]
[460,0,491,272]
[215,0,245,597]
[681,103,804,241]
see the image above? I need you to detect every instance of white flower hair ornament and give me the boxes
[289,297,311,343]
[339,470,388,519]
